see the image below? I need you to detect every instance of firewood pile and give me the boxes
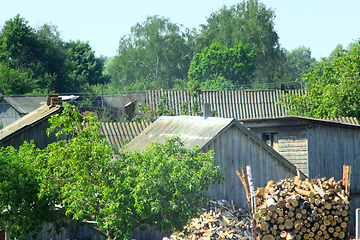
[253,173,351,240]
[169,199,253,240]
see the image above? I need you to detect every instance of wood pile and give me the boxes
[169,199,253,240]
[254,173,351,240]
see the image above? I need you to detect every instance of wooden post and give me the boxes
[342,165,351,194]
[356,208,360,240]
[236,167,251,210]
[246,165,257,240]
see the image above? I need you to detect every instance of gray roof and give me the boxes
[0,104,63,142]
[125,115,306,178]
[2,95,79,114]
[240,115,360,128]
[4,96,47,114]
[100,121,151,148]
[146,90,306,120]
[126,116,235,151]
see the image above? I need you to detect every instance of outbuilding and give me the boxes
[126,115,305,207]
[241,116,360,230]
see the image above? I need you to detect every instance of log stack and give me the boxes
[169,199,253,240]
[254,175,351,240]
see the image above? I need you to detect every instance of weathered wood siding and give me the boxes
[307,123,360,188]
[0,103,21,127]
[307,123,360,231]
[203,125,297,207]
[23,221,106,240]
[248,125,309,176]
[1,118,68,149]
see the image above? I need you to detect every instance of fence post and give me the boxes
[356,208,360,240]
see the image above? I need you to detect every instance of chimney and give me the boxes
[203,103,211,119]
[47,94,62,107]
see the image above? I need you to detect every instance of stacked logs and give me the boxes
[169,199,253,240]
[254,175,350,240]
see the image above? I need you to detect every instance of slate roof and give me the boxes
[145,90,306,120]
[100,121,151,148]
[3,96,47,114]
[2,95,79,114]
[126,116,235,151]
[240,115,360,128]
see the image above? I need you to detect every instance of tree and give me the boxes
[106,16,195,91]
[285,46,317,81]
[0,15,106,95]
[281,40,360,118]
[188,41,254,90]
[0,142,65,239]
[65,40,107,91]
[0,14,44,94]
[196,0,288,86]
[36,104,223,239]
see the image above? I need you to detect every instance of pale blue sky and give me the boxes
[1,0,359,60]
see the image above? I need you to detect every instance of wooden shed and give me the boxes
[0,103,64,149]
[126,115,305,207]
[241,116,360,231]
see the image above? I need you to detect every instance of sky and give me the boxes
[1,0,360,60]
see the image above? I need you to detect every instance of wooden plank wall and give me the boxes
[203,125,297,207]
[0,102,21,127]
[307,123,360,231]
[247,125,309,176]
[1,119,68,149]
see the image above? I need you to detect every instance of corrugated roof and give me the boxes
[146,90,306,120]
[100,121,151,148]
[0,104,63,142]
[4,96,47,114]
[241,115,360,128]
[126,116,235,152]
[327,117,359,125]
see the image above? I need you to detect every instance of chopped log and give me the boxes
[254,175,350,240]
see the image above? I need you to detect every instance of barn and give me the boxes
[241,115,360,230]
[0,102,64,149]
[126,115,305,207]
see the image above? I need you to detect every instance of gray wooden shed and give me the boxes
[126,115,305,207]
[241,116,360,231]
[0,103,64,149]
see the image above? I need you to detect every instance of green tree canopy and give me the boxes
[196,0,288,86]
[188,41,254,90]
[285,46,317,81]
[106,15,195,91]
[0,142,65,239]
[281,40,360,118]
[0,15,106,95]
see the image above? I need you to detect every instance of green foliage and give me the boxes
[110,137,223,239]
[196,0,288,85]
[281,40,360,118]
[285,46,316,81]
[0,142,65,239]
[188,41,254,89]
[0,15,106,95]
[0,103,222,239]
[106,15,195,91]
[199,74,235,91]
[134,93,174,122]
